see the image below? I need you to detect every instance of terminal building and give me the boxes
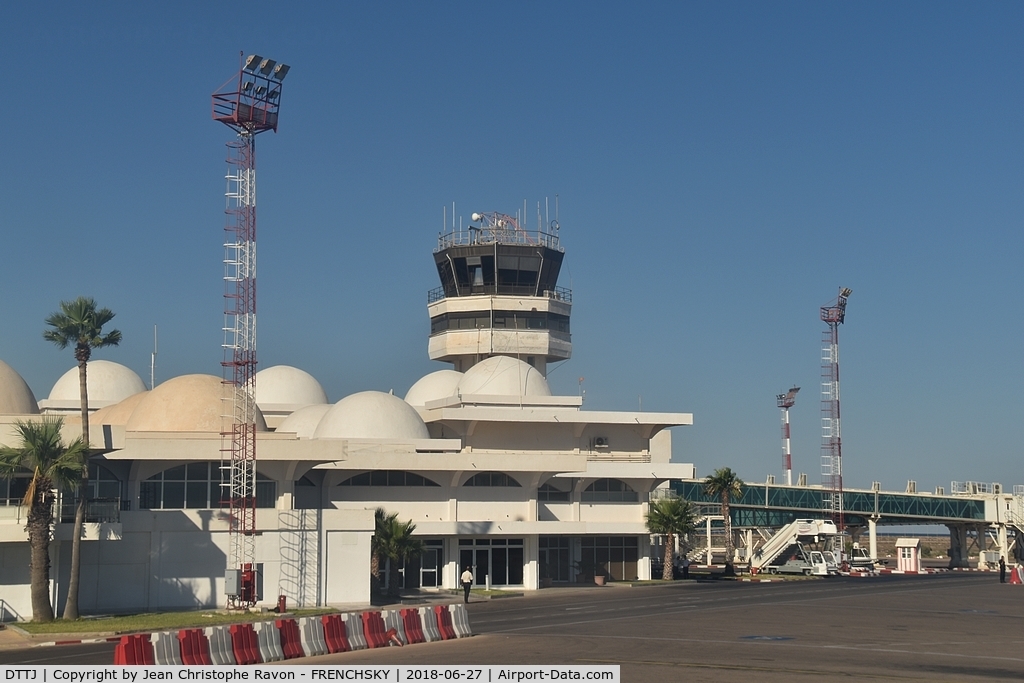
[0,213,695,620]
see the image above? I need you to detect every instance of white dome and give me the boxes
[314,391,429,440]
[90,391,149,427]
[458,356,551,397]
[0,360,39,415]
[276,403,332,438]
[254,365,328,409]
[126,374,267,433]
[48,360,146,408]
[404,370,463,407]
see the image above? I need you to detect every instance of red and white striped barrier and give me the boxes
[113,634,155,665]
[383,610,407,645]
[299,615,329,657]
[448,604,472,638]
[229,623,262,665]
[178,629,213,665]
[419,606,442,642]
[151,631,182,665]
[321,614,352,654]
[255,621,284,662]
[401,608,426,645]
[433,604,457,640]
[342,612,368,650]
[113,605,470,665]
[205,626,235,665]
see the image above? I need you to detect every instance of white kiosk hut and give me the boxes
[895,538,921,572]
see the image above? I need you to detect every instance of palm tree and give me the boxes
[703,467,745,576]
[0,418,88,622]
[375,512,425,598]
[370,507,397,595]
[43,296,121,620]
[645,496,697,580]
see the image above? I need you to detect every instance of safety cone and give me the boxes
[1009,566,1023,585]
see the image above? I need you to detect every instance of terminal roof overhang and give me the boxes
[419,394,693,439]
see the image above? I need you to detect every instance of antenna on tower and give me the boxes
[776,386,800,486]
[150,325,158,390]
[820,287,852,535]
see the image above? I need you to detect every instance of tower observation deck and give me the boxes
[427,210,571,376]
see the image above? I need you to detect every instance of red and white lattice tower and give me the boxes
[212,53,289,608]
[820,287,851,532]
[776,386,800,486]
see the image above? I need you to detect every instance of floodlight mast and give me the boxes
[820,287,851,538]
[212,52,289,609]
[776,386,800,486]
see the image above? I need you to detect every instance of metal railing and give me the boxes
[58,497,123,524]
[428,285,572,304]
[436,227,562,252]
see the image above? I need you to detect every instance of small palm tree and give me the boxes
[376,513,425,598]
[43,296,121,620]
[370,507,398,595]
[703,467,745,576]
[0,417,88,622]
[646,496,697,580]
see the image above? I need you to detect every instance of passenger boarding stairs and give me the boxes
[750,519,838,571]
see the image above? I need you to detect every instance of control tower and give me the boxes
[427,210,571,376]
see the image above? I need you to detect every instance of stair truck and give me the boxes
[751,519,839,576]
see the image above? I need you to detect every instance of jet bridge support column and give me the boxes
[947,524,969,569]
[868,517,878,562]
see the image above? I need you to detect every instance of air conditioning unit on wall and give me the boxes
[594,437,609,448]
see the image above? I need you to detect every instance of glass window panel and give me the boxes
[139,482,160,510]
[163,482,185,509]
[164,465,187,481]
[519,257,540,271]
[256,481,276,508]
[186,462,209,480]
[507,547,524,585]
[370,471,387,486]
[186,482,208,508]
[97,481,120,499]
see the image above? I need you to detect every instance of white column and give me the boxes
[868,517,878,561]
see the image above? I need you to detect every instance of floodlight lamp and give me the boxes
[255,85,267,95]
[272,64,290,81]
[244,55,263,71]
[840,287,852,298]
[268,89,280,100]
[259,59,276,76]
[242,81,254,91]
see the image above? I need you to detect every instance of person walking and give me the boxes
[461,567,474,603]
[999,557,1006,583]
[682,556,691,580]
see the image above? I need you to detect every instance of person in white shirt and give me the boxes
[461,567,474,603]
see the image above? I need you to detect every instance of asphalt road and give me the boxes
[306,574,1024,681]
[4,574,1022,681]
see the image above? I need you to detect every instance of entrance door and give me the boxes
[458,538,524,586]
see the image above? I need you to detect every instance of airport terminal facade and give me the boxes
[0,220,695,619]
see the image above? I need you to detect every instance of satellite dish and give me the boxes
[471,213,482,222]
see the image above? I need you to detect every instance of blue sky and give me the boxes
[1,3,1021,493]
